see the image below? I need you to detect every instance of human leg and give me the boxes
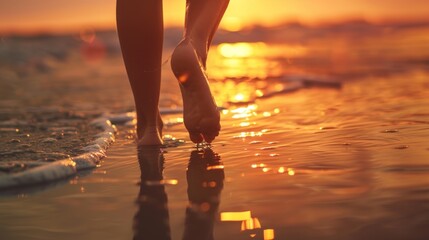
[171,0,230,143]
[184,0,230,67]
[116,0,164,145]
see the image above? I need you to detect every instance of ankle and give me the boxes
[137,126,163,146]
[176,38,207,66]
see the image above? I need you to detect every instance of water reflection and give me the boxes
[220,209,276,239]
[134,147,224,240]
[134,146,171,240]
[183,149,225,240]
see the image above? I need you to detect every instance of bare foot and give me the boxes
[171,39,220,143]
[137,112,164,146]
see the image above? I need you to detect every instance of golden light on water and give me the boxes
[219,203,279,238]
[208,42,307,105]
[221,211,252,221]
[251,163,267,168]
[264,229,275,240]
[239,122,254,127]
[206,165,225,170]
[234,131,263,138]
[251,165,294,176]
[233,93,246,102]
[262,112,272,117]
[255,90,264,97]
[221,210,276,238]
[241,218,262,231]
[232,113,252,120]
[218,42,258,58]
[233,105,257,112]
[210,43,303,106]
[169,117,184,123]
[209,42,276,81]
[212,80,259,105]
[144,179,179,186]
[231,105,258,119]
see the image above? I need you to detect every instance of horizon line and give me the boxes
[1,17,429,37]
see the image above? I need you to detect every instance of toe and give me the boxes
[202,132,217,143]
[189,132,203,143]
[200,119,220,143]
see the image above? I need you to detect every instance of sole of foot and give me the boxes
[171,39,220,143]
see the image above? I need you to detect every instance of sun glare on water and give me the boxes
[209,42,273,87]
[218,42,258,58]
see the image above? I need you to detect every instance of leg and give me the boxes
[171,0,230,143]
[117,0,164,146]
[184,0,230,67]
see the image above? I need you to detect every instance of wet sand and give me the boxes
[0,109,102,172]
[1,22,429,239]
[1,70,429,239]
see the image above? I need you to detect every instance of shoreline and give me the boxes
[0,74,343,192]
[0,74,429,239]
[0,117,116,190]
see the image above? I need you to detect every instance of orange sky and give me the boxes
[0,0,428,34]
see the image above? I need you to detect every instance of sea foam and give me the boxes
[0,117,116,190]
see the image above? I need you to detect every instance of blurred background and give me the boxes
[0,0,428,110]
[1,2,429,240]
[1,0,429,34]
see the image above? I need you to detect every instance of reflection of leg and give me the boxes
[171,0,229,144]
[133,147,171,240]
[117,0,164,146]
[183,149,224,240]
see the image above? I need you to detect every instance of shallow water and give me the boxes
[2,72,429,239]
[1,22,429,239]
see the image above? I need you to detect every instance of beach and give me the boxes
[1,21,429,239]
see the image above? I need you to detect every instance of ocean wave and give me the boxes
[0,117,116,190]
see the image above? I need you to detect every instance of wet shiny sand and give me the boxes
[1,71,429,239]
[1,23,429,239]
